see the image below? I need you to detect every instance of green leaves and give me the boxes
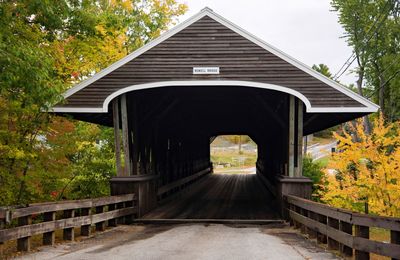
[0,0,187,205]
[331,0,400,119]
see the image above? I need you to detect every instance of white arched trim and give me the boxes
[52,80,378,114]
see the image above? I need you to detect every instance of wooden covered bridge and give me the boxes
[3,8,400,260]
[51,7,378,218]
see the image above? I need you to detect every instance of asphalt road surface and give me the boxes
[17,224,339,260]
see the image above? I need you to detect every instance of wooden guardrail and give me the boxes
[0,193,137,254]
[157,168,210,197]
[285,195,400,260]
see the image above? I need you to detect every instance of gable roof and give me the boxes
[53,7,379,114]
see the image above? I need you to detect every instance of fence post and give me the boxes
[355,225,369,260]
[288,204,295,226]
[339,221,353,257]
[63,209,75,241]
[293,206,301,229]
[317,214,327,244]
[300,208,308,234]
[108,204,117,227]
[327,217,340,250]
[43,211,56,245]
[307,211,317,239]
[0,216,5,257]
[81,208,91,236]
[17,215,32,251]
[124,201,134,224]
[391,230,400,260]
[117,202,125,224]
[95,206,106,231]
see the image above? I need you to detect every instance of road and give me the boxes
[307,141,336,160]
[18,224,339,260]
[16,174,339,260]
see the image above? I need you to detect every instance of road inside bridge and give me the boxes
[144,173,279,219]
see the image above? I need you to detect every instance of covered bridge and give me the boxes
[52,8,378,217]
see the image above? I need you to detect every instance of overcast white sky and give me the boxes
[176,0,357,85]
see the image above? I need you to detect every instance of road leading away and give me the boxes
[17,224,339,260]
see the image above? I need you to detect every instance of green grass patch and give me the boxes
[211,150,256,168]
[315,156,330,168]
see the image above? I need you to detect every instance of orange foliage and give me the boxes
[322,116,400,217]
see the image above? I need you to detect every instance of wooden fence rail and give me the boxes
[285,195,400,260]
[0,193,137,254]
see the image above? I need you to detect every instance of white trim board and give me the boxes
[52,80,378,114]
[60,7,379,112]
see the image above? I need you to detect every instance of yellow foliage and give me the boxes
[321,116,400,217]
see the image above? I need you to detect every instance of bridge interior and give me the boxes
[144,173,279,219]
[112,86,298,179]
[104,86,312,218]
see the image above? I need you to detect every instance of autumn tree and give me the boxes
[322,116,400,217]
[0,0,187,205]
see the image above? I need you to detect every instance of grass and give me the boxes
[211,150,257,168]
[315,156,330,168]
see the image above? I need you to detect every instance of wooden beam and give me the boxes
[288,95,295,177]
[296,100,303,177]
[113,98,122,177]
[121,94,131,176]
[253,95,285,129]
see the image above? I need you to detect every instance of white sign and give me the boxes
[193,67,220,75]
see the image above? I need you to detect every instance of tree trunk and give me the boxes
[378,72,386,117]
[356,68,371,134]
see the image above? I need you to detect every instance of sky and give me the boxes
[176,0,357,85]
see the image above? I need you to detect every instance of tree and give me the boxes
[321,116,400,217]
[0,0,187,205]
[302,156,325,202]
[331,0,400,122]
[312,64,333,78]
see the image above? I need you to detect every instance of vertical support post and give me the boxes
[17,216,31,251]
[95,206,106,231]
[121,94,131,176]
[296,100,303,177]
[42,212,56,245]
[288,95,295,177]
[340,221,353,257]
[113,98,122,177]
[391,230,400,260]
[355,225,369,260]
[81,208,91,236]
[63,210,75,241]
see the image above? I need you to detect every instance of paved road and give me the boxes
[18,224,339,260]
[144,173,279,219]
[307,141,336,160]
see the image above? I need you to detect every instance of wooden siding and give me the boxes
[59,16,364,108]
